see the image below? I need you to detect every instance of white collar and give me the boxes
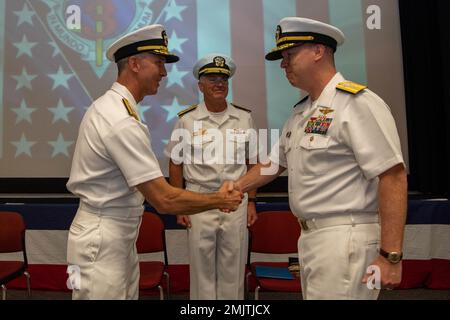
[193,101,240,121]
[110,82,138,110]
[314,72,345,108]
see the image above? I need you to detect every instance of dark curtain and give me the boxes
[399,0,450,197]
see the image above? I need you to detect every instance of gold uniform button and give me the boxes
[310,136,314,142]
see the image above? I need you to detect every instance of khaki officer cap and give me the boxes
[266,17,345,60]
[106,24,179,63]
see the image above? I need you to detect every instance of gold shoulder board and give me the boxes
[177,104,198,117]
[231,103,251,112]
[122,98,139,121]
[336,81,367,94]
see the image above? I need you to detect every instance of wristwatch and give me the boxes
[379,248,403,264]
[248,197,257,203]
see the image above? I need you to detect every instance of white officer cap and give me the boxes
[265,17,345,61]
[193,53,236,80]
[106,24,179,63]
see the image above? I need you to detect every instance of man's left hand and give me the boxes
[247,201,257,227]
[362,256,402,290]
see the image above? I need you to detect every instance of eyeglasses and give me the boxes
[201,76,229,85]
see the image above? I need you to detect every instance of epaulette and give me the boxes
[293,95,309,108]
[177,104,198,117]
[336,81,367,94]
[231,103,251,113]
[122,98,140,121]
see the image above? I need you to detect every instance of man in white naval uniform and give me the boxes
[66,25,243,300]
[165,54,258,299]
[235,17,407,299]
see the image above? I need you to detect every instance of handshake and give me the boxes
[176,181,248,228]
[217,181,243,213]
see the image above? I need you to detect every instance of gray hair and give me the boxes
[116,57,129,75]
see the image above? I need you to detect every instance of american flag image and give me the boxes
[1,0,385,177]
[1,0,198,176]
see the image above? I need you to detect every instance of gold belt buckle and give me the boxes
[299,219,309,231]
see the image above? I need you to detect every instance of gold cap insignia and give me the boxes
[213,56,225,67]
[275,25,282,43]
[162,30,168,47]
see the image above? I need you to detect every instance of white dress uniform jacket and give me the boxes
[270,72,404,220]
[269,72,405,299]
[66,82,163,299]
[165,102,256,299]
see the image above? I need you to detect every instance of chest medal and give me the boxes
[304,107,334,135]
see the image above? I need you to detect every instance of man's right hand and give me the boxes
[218,181,243,212]
[176,215,191,228]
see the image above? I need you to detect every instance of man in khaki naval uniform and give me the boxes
[66,26,242,300]
[165,54,258,299]
[235,17,407,299]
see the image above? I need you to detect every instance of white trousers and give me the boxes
[66,209,141,300]
[298,223,381,300]
[188,200,248,300]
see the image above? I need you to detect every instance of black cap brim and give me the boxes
[161,53,179,63]
[265,48,283,61]
[265,43,298,61]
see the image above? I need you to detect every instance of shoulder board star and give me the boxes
[122,98,140,121]
[293,95,309,108]
[231,103,251,112]
[336,81,367,94]
[178,104,198,117]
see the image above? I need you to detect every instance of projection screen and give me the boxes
[0,0,408,178]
